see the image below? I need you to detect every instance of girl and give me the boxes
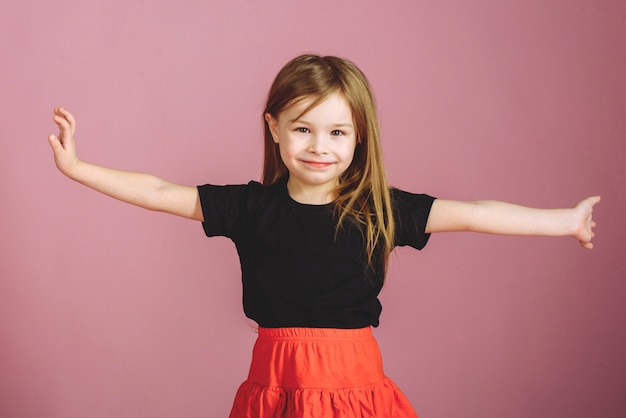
[48,54,599,418]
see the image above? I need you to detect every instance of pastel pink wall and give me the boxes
[1,1,624,417]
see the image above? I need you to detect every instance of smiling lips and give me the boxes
[302,160,334,169]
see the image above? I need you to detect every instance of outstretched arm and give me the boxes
[425,197,600,249]
[48,108,203,221]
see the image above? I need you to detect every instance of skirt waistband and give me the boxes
[257,326,375,340]
[248,327,384,389]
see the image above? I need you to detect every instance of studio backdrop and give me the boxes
[1,1,624,417]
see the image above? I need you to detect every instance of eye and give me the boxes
[295,127,310,133]
[331,130,345,136]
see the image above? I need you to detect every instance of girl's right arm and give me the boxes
[48,108,203,221]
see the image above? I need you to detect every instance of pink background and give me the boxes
[1,1,625,417]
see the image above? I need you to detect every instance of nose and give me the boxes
[308,133,328,154]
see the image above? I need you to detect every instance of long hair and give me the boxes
[262,54,395,274]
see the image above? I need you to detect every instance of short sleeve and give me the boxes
[392,189,436,250]
[196,181,262,239]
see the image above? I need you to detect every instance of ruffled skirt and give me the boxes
[229,327,418,417]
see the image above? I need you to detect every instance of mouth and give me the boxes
[302,160,334,169]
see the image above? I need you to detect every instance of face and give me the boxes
[265,92,357,204]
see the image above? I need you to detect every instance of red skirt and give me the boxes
[229,327,418,418]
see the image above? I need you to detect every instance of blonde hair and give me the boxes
[262,54,395,273]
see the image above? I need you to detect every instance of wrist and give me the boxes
[565,208,579,236]
[63,159,84,181]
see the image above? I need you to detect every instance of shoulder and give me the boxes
[197,180,270,195]
[198,179,288,210]
[197,180,279,202]
[390,188,437,249]
[390,187,437,229]
[197,180,286,238]
[390,188,436,210]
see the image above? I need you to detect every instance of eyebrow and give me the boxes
[289,119,354,129]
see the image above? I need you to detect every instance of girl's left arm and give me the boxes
[425,196,601,249]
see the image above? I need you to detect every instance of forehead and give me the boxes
[281,92,353,122]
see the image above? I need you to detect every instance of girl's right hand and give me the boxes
[46,107,203,221]
[48,107,80,177]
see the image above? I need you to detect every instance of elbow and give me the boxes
[144,177,170,212]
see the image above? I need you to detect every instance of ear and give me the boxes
[265,113,279,143]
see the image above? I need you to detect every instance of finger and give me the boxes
[580,241,593,250]
[53,113,72,136]
[48,134,62,151]
[57,107,77,135]
[66,110,77,135]
[52,107,70,124]
[52,111,68,125]
[589,196,601,207]
[53,107,65,119]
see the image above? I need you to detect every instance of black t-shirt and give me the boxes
[197,180,435,328]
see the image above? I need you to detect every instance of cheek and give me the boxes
[341,144,359,170]
[277,142,295,165]
[346,153,356,168]
[342,143,358,162]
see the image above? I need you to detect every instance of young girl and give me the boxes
[48,54,599,418]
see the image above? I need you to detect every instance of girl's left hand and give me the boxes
[572,196,601,249]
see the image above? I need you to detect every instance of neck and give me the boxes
[286,179,335,205]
